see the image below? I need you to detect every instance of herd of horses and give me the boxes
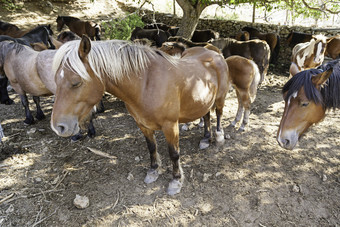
[0,15,340,195]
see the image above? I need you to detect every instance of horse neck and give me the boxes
[62,17,79,25]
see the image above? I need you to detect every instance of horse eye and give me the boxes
[301,102,309,107]
[72,81,82,88]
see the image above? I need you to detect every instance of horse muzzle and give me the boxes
[51,115,80,137]
[277,130,299,150]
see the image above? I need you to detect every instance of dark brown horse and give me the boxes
[56,16,101,40]
[0,20,27,38]
[51,36,230,195]
[130,27,168,47]
[191,29,219,42]
[277,60,340,150]
[210,38,270,85]
[57,31,81,43]
[286,31,313,48]
[242,26,280,64]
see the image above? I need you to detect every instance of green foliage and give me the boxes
[1,0,22,11]
[101,13,145,40]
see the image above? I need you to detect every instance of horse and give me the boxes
[277,60,340,150]
[0,20,27,38]
[56,16,101,41]
[130,27,169,47]
[0,41,96,140]
[57,31,81,43]
[235,31,250,41]
[0,24,55,105]
[50,36,230,195]
[191,29,219,42]
[143,23,179,37]
[242,26,280,64]
[209,38,270,85]
[290,34,330,76]
[325,35,340,60]
[160,42,260,131]
[286,31,313,48]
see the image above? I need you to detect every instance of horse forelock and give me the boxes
[283,69,323,105]
[53,40,178,83]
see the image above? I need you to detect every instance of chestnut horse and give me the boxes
[242,26,280,64]
[160,42,260,131]
[290,35,331,76]
[0,41,96,140]
[325,35,340,60]
[277,60,340,150]
[50,36,230,195]
[56,16,101,40]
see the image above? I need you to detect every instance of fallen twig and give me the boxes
[110,190,120,211]
[34,206,43,224]
[31,209,57,227]
[53,170,69,189]
[86,147,117,159]
[229,214,239,227]
[3,189,64,204]
[0,193,15,204]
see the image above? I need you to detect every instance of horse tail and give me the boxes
[249,59,261,102]
[270,34,280,64]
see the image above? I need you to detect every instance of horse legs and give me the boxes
[162,121,183,195]
[215,104,225,144]
[230,89,243,127]
[199,111,211,149]
[33,96,45,120]
[70,117,96,141]
[139,125,161,184]
[20,94,34,125]
[237,91,251,132]
[0,76,13,105]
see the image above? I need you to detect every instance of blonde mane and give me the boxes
[52,39,177,82]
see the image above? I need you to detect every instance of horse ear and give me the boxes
[311,68,333,87]
[78,35,91,60]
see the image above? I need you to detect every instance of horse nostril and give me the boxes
[283,139,290,147]
[57,123,67,134]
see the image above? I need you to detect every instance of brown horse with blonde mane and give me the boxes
[50,36,230,195]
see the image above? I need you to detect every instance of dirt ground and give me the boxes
[0,1,340,226]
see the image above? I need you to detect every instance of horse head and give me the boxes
[277,68,333,150]
[51,36,104,137]
[56,16,64,32]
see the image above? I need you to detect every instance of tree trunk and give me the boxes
[175,0,207,39]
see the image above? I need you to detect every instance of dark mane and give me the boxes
[58,16,80,23]
[283,60,340,110]
[24,25,52,36]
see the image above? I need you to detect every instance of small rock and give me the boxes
[225,134,231,139]
[215,172,222,177]
[203,173,212,182]
[34,177,42,183]
[6,205,14,214]
[73,195,89,209]
[134,156,140,162]
[127,172,134,181]
[322,174,327,182]
[190,169,194,178]
[27,128,36,134]
[292,184,300,193]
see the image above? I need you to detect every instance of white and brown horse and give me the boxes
[290,35,331,76]
[50,36,230,195]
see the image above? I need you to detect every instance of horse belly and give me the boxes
[179,80,217,122]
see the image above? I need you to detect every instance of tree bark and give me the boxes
[175,0,207,39]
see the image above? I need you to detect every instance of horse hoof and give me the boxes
[24,118,34,125]
[238,127,246,133]
[1,99,14,105]
[167,179,182,196]
[181,124,189,131]
[199,138,210,150]
[71,133,84,142]
[36,114,46,121]
[144,169,159,184]
[215,130,225,144]
[198,120,204,128]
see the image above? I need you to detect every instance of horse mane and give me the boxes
[283,60,340,110]
[24,25,50,36]
[52,39,178,82]
[58,16,80,23]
